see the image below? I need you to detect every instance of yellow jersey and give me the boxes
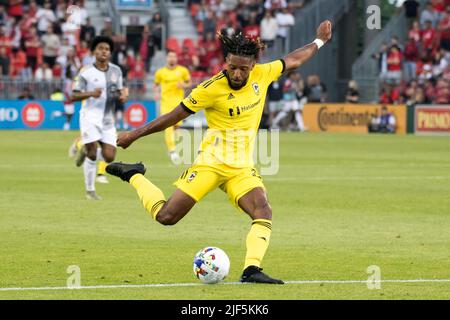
[154,65,191,110]
[181,60,285,168]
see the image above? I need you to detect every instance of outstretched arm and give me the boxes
[117,104,192,149]
[283,20,332,73]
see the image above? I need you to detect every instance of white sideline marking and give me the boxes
[1,279,450,292]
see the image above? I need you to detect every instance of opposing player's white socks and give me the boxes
[295,112,305,132]
[84,158,97,192]
[272,111,288,128]
[96,148,104,162]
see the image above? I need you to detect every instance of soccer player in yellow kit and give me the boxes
[153,51,192,164]
[107,21,332,283]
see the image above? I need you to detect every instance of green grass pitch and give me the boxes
[0,130,449,300]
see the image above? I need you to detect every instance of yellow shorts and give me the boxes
[173,164,265,212]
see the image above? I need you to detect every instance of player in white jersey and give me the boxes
[71,36,128,200]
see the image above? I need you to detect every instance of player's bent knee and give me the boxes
[103,154,115,163]
[255,202,272,220]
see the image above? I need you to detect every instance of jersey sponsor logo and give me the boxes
[125,103,148,127]
[252,82,260,96]
[22,102,45,128]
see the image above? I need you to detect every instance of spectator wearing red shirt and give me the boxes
[8,0,23,18]
[438,6,450,50]
[408,20,422,43]
[244,14,260,40]
[9,47,27,77]
[404,36,419,82]
[386,46,403,85]
[25,27,41,72]
[421,20,437,58]
[128,54,146,80]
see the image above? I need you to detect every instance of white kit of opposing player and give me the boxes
[73,63,123,194]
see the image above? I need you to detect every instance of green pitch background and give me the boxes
[0,131,449,300]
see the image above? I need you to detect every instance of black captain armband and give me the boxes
[180,102,195,115]
[279,59,286,74]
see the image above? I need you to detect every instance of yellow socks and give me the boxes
[130,174,166,220]
[164,126,176,153]
[244,219,272,269]
[97,161,107,175]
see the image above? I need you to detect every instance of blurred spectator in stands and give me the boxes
[389,35,403,51]
[438,6,450,51]
[0,47,10,77]
[432,50,448,78]
[404,79,419,105]
[210,0,227,17]
[434,77,449,103]
[244,13,260,39]
[0,26,12,55]
[76,0,88,25]
[203,10,217,39]
[10,16,22,48]
[368,106,397,134]
[10,47,26,77]
[112,42,128,75]
[276,7,295,54]
[237,2,252,28]
[140,24,155,73]
[0,5,8,25]
[61,15,78,47]
[386,45,403,86]
[345,80,359,104]
[80,17,96,43]
[41,25,60,68]
[380,85,401,104]
[55,0,67,20]
[35,62,53,80]
[8,0,23,19]
[178,45,192,68]
[199,31,220,73]
[418,59,433,82]
[58,47,81,80]
[267,78,284,126]
[189,55,207,85]
[25,26,40,73]
[422,20,437,59]
[36,1,56,37]
[128,53,146,80]
[408,20,422,43]
[52,61,62,79]
[151,12,163,50]
[17,87,35,100]
[77,40,90,61]
[20,8,37,39]
[264,0,287,10]
[100,17,114,37]
[403,35,419,82]
[420,2,439,28]
[261,10,278,49]
[305,75,327,103]
[403,0,420,27]
[58,37,72,61]
[28,1,38,17]
[432,0,446,19]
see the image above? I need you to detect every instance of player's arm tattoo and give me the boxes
[131,105,191,139]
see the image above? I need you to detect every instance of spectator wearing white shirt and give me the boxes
[35,63,53,81]
[260,10,278,48]
[36,1,56,36]
[275,7,295,53]
[41,25,61,68]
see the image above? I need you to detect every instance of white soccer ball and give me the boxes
[193,247,230,284]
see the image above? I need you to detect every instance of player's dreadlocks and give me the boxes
[217,31,266,60]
